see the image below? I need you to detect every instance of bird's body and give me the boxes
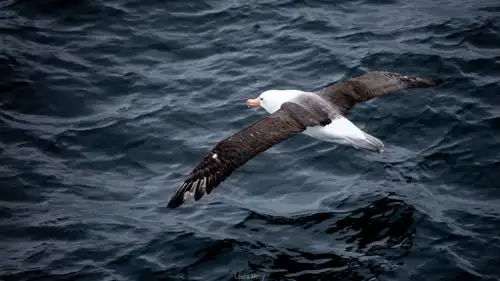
[260,89,382,151]
[167,71,443,208]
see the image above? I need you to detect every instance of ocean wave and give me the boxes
[2,0,500,280]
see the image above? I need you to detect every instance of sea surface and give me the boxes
[1,0,500,280]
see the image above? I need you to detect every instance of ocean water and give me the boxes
[1,0,500,280]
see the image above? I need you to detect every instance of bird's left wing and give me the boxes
[167,102,330,208]
[317,71,443,116]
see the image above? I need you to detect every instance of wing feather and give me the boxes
[317,71,443,115]
[167,101,329,208]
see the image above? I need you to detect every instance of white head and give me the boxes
[246,89,303,114]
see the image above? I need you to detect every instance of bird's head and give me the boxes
[246,89,303,114]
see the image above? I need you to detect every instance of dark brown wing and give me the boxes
[317,71,443,116]
[167,102,331,208]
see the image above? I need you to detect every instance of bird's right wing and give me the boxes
[167,102,331,208]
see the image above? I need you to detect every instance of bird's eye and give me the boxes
[260,97,263,101]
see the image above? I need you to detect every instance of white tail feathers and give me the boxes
[302,116,385,153]
[345,133,385,153]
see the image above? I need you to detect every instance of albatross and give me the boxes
[167,71,442,208]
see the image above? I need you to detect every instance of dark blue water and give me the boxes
[1,0,500,280]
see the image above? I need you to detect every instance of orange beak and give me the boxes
[246,98,261,108]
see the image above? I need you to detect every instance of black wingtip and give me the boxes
[167,194,184,208]
[167,178,211,208]
[421,76,444,87]
[167,183,191,209]
[409,75,444,88]
[432,78,445,86]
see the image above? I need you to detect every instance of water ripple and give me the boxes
[2,0,500,280]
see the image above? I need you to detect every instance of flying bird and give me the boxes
[167,71,442,208]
